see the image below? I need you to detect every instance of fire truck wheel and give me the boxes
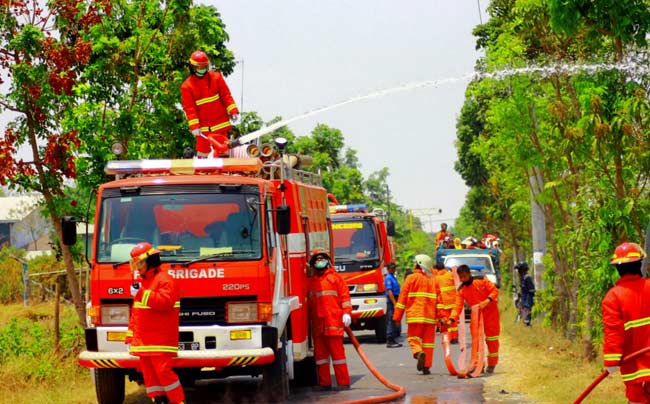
[374,315,387,343]
[263,330,289,402]
[92,368,125,404]
[291,356,317,387]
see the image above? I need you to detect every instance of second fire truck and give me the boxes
[329,202,396,342]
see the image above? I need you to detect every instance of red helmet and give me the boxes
[130,242,159,266]
[610,242,645,265]
[188,50,209,69]
[309,249,331,269]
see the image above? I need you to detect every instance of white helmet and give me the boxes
[414,254,433,271]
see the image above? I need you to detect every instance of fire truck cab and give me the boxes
[329,203,395,342]
[65,151,330,403]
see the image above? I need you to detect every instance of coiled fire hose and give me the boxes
[573,346,650,404]
[442,305,486,378]
[333,327,407,404]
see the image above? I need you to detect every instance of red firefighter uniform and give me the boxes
[434,266,459,341]
[127,266,183,402]
[308,266,353,388]
[602,273,650,401]
[393,259,440,373]
[180,70,239,156]
[451,276,500,368]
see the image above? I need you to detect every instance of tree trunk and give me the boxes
[49,209,87,327]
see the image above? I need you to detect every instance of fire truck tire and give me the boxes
[92,368,125,404]
[291,356,317,386]
[263,331,289,402]
[374,315,387,343]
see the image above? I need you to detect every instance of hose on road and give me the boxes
[573,346,650,404]
[333,327,406,404]
[443,305,485,378]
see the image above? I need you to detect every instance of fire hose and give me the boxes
[331,327,406,404]
[573,346,650,404]
[442,305,486,378]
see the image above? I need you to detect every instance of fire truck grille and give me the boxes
[179,296,256,325]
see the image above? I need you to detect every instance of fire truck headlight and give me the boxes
[355,283,378,293]
[101,305,130,325]
[227,302,273,323]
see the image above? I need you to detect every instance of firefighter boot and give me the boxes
[415,351,425,372]
[486,365,496,374]
[152,396,169,404]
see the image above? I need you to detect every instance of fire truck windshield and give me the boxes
[96,192,262,263]
[332,218,379,267]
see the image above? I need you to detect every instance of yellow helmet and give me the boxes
[414,254,433,271]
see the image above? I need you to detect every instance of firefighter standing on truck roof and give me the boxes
[450,264,500,375]
[126,242,185,404]
[433,261,459,344]
[307,251,353,391]
[603,242,650,404]
[180,50,239,159]
[392,254,440,375]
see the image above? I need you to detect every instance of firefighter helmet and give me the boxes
[610,242,645,265]
[414,254,433,271]
[188,50,210,68]
[130,242,160,267]
[309,250,331,270]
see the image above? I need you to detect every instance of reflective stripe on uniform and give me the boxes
[622,368,650,382]
[195,94,220,106]
[624,316,650,331]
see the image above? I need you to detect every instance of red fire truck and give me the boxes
[329,203,396,342]
[63,144,330,403]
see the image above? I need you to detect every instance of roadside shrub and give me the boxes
[0,246,24,303]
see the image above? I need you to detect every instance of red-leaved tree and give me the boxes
[0,0,111,325]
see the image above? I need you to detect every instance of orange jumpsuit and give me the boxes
[308,267,352,388]
[434,267,459,341]
[602,274,650,403]
[392,268,439,370]
[180,71,239,156]
[451,277,500,368]
[127,268,183,403]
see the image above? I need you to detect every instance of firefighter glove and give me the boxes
[192,128,201,137]
[342,313,352,327]
[130,283,141,297]
[230,113,239,123]
[606,366,619,374]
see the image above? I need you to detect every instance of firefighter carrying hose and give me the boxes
[392,254,440,375]
[307,251,353,391]
[450,264,500,375]
[603,242,650,404]
[180,50,239,158]
[126,242,184,404]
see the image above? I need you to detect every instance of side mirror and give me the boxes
[61,216,77,246]
[276,205,291,235]
[386,220,396,237]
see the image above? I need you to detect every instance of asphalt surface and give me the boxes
[124,328,528,404]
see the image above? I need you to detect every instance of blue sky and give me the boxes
[205,0,484,231]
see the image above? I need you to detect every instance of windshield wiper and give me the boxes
[182,251,235,266]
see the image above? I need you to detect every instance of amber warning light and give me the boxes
[105,158,263,176]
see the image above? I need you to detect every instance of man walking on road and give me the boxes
[384,262,403,348]
[433,262,459,343]
[603,242,650,404]
[451,264,500,374]
[392,254,440,375]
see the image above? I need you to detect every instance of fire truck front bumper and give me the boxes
[79,324,277,370]
[351,295,387,321]
[78,347,275,370]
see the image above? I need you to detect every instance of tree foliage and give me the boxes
[455,0,650,354]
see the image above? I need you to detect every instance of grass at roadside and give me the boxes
[484,301,626,404]
[0,302,144,404]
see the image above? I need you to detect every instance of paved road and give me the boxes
[123,329,527,404]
